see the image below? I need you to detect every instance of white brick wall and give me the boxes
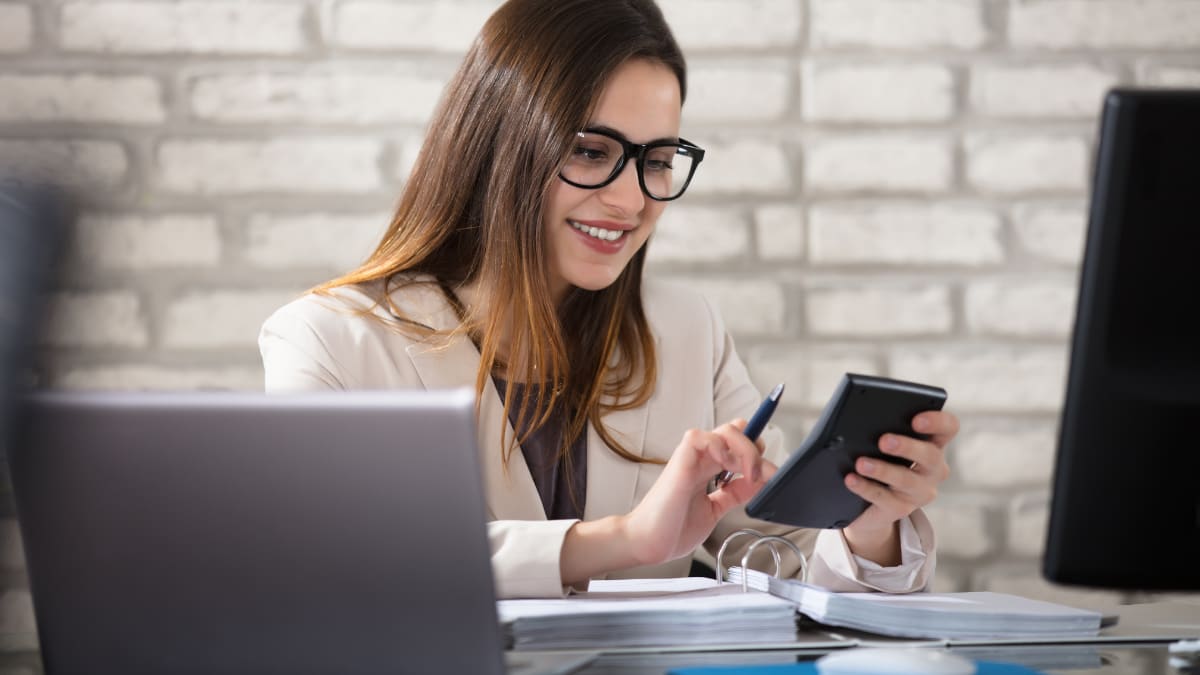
[802,62,955,123]
[0,75,165,124]
[648,206,749,263]
[965,134,1089,194]
[1009,1,1200,49]
[805,284,953,336]
[60,2,308,54]
[810,0,987,49]
[0,5,33,53]
[659,0,803,50]
[189,71,447,125]
[809,203,1004,265]
[71,214,222,270]
[805,135,953,193]
[156,139,384,194]
[333,1,497,52]
[5,0,1200,657]
[162,291,298,349]
[969,64,1120,119]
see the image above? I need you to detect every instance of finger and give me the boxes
[912,410,959,449]
[714,423,762,482]
[844,472,913,522]
[878,433,943,471]
[855,456,922,494]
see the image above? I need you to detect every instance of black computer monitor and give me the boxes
[1043,89,1200,591]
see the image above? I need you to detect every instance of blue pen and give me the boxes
[714,383,785,487]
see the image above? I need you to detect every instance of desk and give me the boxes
[552,602,1200,675]
[573,643,1191,675]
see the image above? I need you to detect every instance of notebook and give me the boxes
[8,389,589,675]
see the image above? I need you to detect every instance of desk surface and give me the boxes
[571,643,1192,675]
[562,602,1200,675]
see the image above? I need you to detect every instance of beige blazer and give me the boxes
[259,277,936,598]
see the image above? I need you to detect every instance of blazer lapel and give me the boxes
[401,293,546,522]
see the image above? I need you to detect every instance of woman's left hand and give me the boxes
[841,409,959,565]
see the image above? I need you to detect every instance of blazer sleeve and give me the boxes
[697,295,937,593]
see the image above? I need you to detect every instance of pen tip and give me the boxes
[771,383,785,398]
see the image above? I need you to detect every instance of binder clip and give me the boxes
[715,528,808,592]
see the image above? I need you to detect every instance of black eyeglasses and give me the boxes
[558,127,705,201]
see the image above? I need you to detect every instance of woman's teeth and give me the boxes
[570,220,624,242]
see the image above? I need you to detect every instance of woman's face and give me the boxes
[544,58,682,300]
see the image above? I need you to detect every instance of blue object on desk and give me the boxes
[667,661,1045,675]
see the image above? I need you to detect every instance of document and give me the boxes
[729,568,1103,640]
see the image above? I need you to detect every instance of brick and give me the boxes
[802,62,954,123]
[686,62,792,122]
[334,0,496,51]
[0,139,127,190]
[189,71,446,124]
[0,74,164,124]
[922,496,993,559]
[60,1,307,54]
[965,134,1089,194]
[805,135,953,193]
[975,569,1123,607]
[1012,202,1087,265]
[54,365,263,392]
[72,214,221,270]
[647,206,748,264]
[162,290,297,349]
[1139,63,1200,87]
[754,205,804,261]
[1010,1,1200,49]
[0,520,22,572]
[891,347,1068,413]
[0,4,33,53]
[659,0,802,49]
[965,279,1077,337]
[811,0,986,49]
[674,279,786,336]
[157,138,383,194]
[1008,492,1050,557]
[970,64,1119,118]
[809,203,1004,265]
[954,424,1057,487]
[43,291,148,349]
[744,347,879,409]
[685,138,791,195]
[244,212,389,269]
[0,591,36,650]
[806,284,953,336]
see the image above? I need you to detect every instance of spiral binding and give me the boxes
[715,528,808,592]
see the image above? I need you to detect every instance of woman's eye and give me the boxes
[573,146,609,162]
[645,159,674,172]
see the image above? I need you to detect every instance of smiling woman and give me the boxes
[258,0,957,599]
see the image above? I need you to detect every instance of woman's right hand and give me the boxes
[559,419,774,585]
[621,419,774,565]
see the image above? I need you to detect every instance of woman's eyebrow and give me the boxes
[586,124,679,145]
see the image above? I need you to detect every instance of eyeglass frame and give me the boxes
[557,127,706,202]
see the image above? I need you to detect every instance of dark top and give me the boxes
[492,377,587,520]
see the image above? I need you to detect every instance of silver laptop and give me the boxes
[9,389,592,675]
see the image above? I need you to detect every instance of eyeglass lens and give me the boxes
[561,132,698,200]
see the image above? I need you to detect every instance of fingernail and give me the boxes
[859,459,875,475]
[913,416,931,432]
[846,474,860,487]
[882,436,899,451]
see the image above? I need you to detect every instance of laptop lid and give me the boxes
[9,388,506,675]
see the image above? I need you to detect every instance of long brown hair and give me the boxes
[315,0,687,467]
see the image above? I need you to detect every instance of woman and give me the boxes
[259,0,958,599]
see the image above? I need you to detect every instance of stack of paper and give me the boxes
[728,568,1103,640]
[498,582,798,650]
